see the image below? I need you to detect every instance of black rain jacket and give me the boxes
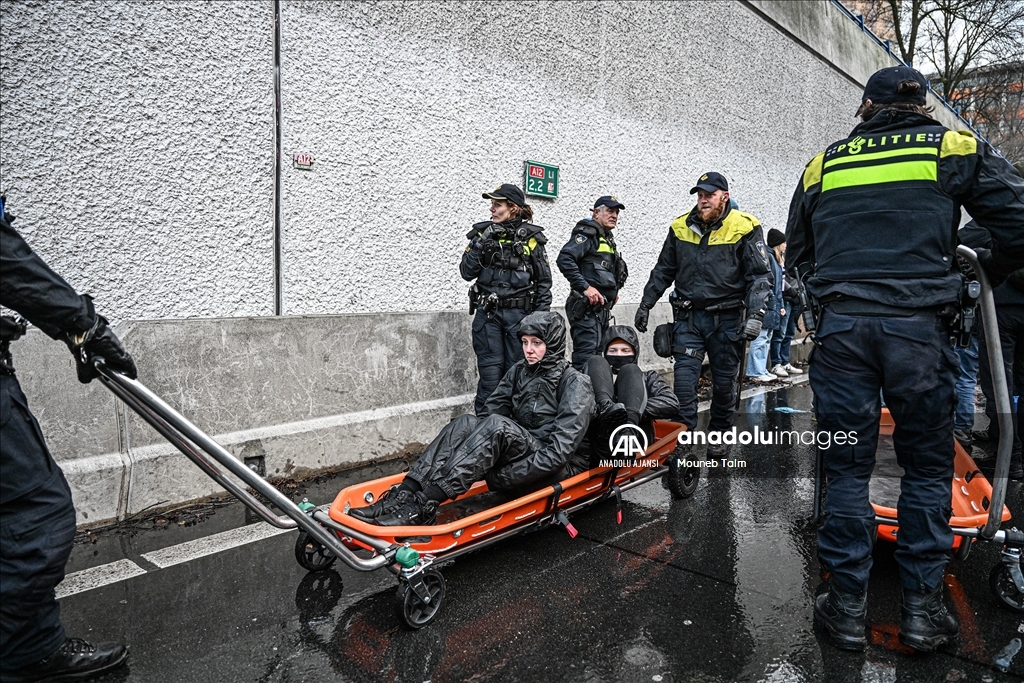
[786,110,1024,307]
[481,311,595,490]
[640,204,773,313]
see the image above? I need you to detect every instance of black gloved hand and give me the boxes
[634,303,651,333]
[66,316,138,383]
[741,314,763,341]
[972,247,1010,287]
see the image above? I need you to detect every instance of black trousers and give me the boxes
[584,358,648,464]
[471,307,529,416]
[0,374,77,671]
[569,310,611,370]
[811,308,957,594]
[405,414,539,500]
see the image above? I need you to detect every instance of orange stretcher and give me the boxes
[869,408,1012,550]
[90,357,702,630]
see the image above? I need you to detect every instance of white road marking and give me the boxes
[56,559,147,599]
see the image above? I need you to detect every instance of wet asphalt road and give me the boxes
[60,382,1024,682]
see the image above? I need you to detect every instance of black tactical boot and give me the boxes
[899,588,959,652]
[1,638,128,682]
[813,586,867,651]
[348,485,402,522]
[375,491,438,527]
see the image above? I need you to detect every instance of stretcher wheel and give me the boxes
[990,562,1024,613]
[666,445,700,499]
[395,569,446,629]
[294,531,337,572]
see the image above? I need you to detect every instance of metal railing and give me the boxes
[828,0,997,152]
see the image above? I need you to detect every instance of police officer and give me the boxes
[1,198,136,681]
[786,66,1024,653]
[461,184,552,415]
[635,172,773,456]
[556,196,628,370]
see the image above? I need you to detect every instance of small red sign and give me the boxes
[293,153,314,170]
[528,165,545,179]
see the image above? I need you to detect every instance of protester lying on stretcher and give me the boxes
[565,325,680,473]
[349,311,595,526]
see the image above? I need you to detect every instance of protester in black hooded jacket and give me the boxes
[567,325,679,474]
[349,311,594,526]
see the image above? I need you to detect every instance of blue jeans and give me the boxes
[954,335,979,431]
[746,328,770,376]
[771,305,801,367]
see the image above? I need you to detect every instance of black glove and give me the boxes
[971,247,1011,287]
[741,314,763,341]
[65,316,138,383]
[634,303,651,333]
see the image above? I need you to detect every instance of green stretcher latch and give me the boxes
[395,546,420,569]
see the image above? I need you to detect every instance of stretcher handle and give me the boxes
[93,360,395,572]
[957,245,1012,539]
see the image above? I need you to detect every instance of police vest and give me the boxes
[801,125,976,284]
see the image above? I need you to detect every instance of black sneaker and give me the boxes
[375,491,438,527]
[972,429,991,442]
[813,587,867,651]
[0,638,128,683]
[953,428,973,450]
[899,588,959,652]
[348,485,403,522]
[600,402,629,428]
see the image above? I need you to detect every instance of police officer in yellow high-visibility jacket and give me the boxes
[786,65,1024,654]
[635,172,773,454]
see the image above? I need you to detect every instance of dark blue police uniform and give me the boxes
[786,67,1024,652]
[636,183,773,434]
[556,204,627,370]
[1,200,134,678]
[460,187,552,416]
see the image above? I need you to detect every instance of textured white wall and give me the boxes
[278,0,860,315]
[2,0,871,321]
[0,0,275,322]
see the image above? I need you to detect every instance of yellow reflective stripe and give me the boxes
[822,160,937,191]
[524,237,537,256]
[596,238,615,254]
[940,130,978,157]
[802,152,824,191]
[823,146,937,169]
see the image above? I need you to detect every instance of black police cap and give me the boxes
[862,65,928,105]
[483,183,526,208]
[593,195,625,210]
[689,171,729,194]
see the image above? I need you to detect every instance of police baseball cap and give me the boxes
[483,183,526,208]
[689,172,728,194]
[593,195,625,210]
[862,65,928,105]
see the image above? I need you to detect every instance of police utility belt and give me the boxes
[468,285,533,315]
[652,293,745,358]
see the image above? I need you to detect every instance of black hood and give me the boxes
[602,325,640,362]
[518,311,567,371]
